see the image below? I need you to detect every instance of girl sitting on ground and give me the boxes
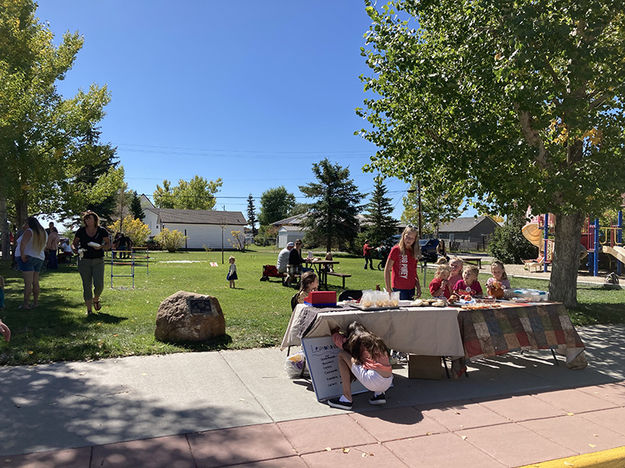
[296,271,319,304]
[429,264,452,299]
[329,321,393,410]
[453,265,483,298]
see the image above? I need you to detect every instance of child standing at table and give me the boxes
[453,265,483,298]
[226,256,238,289]
[295,271,319,304]
[324,252,334,273]
[328,321,393,409]
[429,264,452,299]
[448,257,464,290]
[487,260,511,289]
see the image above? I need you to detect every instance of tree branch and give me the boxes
[516,107,548,169]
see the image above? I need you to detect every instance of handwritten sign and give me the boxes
[301,336,367,402]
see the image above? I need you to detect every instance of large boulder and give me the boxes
[155,291,226,342]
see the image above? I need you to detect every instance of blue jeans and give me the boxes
[392,288,415,301]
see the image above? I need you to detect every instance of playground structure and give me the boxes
[522,211,624,277]
[108,247,150,288]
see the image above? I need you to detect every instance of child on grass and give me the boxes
[429,264,452,299]
[329,321,393,410]
[226,256,238,288]
[453,265,483,298]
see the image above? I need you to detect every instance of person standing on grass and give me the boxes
[226,256,238,288]
[277,242,294,284]
[384,225,421,300]
[45,225,60,270]
[15,217,47,309]
[285,239,304,287]
[72,211,110,316]
[363,239,374,269]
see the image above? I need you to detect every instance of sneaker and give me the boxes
[369,392,386,405]
[327,397,352,410]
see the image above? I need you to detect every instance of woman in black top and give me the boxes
[72,211,110,316]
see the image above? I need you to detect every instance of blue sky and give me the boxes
[35,1,465,220]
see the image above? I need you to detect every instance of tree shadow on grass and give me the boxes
[86,312,127,324]
[569,302,625,326]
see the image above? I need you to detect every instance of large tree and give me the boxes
[0,0,114,257]
[362,175,397,246]
[299,159,363,251]
[359,0,625,307]
[258,186,296,226]
[246,194,258,236]
[153,176,222,210]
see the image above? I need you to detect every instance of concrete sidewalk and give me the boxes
[1,325,624,467]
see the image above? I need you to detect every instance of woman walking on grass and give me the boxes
[72,211,110,316]
[15,217,47,309]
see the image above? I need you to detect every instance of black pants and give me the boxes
[364,255,374,269]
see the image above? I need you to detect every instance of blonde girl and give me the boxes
[226,256,238,288]
[487,260,511,289]
[448,257,464,291]
[453,265,483,297]
[384,225,421,300]
[429,264,452,299]
[15,217,47,309]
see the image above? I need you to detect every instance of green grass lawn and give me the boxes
[1,246,623,365]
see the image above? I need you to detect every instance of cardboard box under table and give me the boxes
[408,355,445,380]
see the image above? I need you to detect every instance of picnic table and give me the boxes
[303,259,341,289]
[459,256,483,269]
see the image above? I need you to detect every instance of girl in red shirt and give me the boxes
[429,264,452,299]
[383,226,421,300]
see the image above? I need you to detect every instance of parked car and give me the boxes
[419,238,439,263]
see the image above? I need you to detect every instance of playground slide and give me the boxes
[602,245,625,264]
[522,223,543,248]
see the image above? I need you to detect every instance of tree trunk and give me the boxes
[549,212,583,308]
[16,195,28,227]
[0,196,9,261]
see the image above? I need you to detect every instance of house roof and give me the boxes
[146,208,246,225]
[271,213,307,226]
[279,225,306,232]
[438,216,498,233]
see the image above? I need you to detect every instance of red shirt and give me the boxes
[363,243,373,257]
[453,279,483,297]
[389,245,417,290]
[429,277,452,299]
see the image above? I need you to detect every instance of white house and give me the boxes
[139,195,247,249]
[272,213,307,248]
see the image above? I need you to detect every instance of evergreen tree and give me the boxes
[246,194,258,236]
[363,176,397,246]
[130,191,145,220]
[299,159,363,251]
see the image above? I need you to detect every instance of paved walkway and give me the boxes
[1,324,624,467]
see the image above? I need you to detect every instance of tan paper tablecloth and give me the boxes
[281,304,464,358]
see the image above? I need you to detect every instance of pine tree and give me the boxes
[130,191,145,220]
[247,194,258,236]
[363,176,397,246]
[299,159,362,251]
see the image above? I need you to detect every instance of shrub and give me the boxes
[154,228,187,252]
[108,216,151,246]
[488,223,538,264]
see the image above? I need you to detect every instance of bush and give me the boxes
[107,216,151,246]
[488,223,538,264]
[154,228,187,252]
